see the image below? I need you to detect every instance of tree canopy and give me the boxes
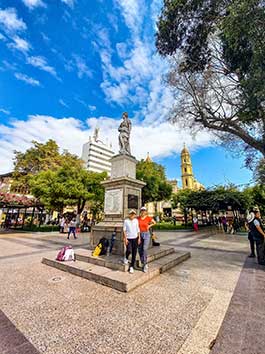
[30,166,107,214]
[12,139,107,215]
[156,0,265,166]
[12,140,82,193]
[172,185,252,213]
[243,185,265,215]
[136,159,173,204]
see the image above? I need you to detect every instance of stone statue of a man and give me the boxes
[118,112,131,155]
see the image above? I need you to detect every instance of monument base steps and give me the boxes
[75,245,176,271]
[42,247,191,292]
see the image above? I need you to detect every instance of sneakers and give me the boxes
[123,257,129,265]
[129,267,134,274]
[143,264,148,273]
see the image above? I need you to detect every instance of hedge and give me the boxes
[22,225,59,232]
[153,222,193,230]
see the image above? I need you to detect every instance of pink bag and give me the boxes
[56,245,72,261]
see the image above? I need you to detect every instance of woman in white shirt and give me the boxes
[123,209,140,273]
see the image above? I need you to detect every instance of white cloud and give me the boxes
[75,98,96,111]
[26,55,59,78]
[40,32,50,42]
[0,115,213,174]
[22,0,46,9]
[73,55,92,79]
[97,1,188,131]
[114,0,144,35]
[88,105,96,112]
[8,35,31,52]
[61,0,75,8]
[0,8,27,33]
[0,32,6,41]
[0,108,10,115]
[14,72,41,86]
[59,99,69,108]
[0,9,31,56]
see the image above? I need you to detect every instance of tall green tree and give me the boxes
[243,185,265,215]
[173,186,250,219]
[156,0,265,166]
[136,159,173,205]
[172,189,192,224]
[12,140,82,193]
[30,165,106,215]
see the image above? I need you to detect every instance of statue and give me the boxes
[118,112,131,155]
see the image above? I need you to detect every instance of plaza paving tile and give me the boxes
[211,257,265,354]
[0,310,40,354]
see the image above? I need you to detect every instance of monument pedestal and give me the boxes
[90,154,146,255]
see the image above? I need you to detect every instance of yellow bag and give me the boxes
[92,243,102,257]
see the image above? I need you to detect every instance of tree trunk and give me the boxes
[77,199,86,214]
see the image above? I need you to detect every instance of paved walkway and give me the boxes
[211,257,265,354]
[0,310,40,354]
[0,230,253,354]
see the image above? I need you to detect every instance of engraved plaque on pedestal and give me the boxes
[104,189,123,215]
[128,194,138,209]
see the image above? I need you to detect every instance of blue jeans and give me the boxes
[68,227,76,238]
[139,232,150,265]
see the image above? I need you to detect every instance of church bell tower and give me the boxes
[181,144,194,190]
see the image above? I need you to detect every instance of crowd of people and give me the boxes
[58,213,96,239]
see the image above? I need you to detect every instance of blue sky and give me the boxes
[0,0,252,187]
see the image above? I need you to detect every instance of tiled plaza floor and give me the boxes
[0,230,252,354]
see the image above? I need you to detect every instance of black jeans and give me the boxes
[255,239,265,265]
[126,238,138,268]
[248,232,255,256]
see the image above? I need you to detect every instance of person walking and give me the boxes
[249,209,265,265]
[193,215,199,232]
[123,210,140,274]
[246,212,256,258]
[138,207,156,272]
[222,215,228,233]
[67,218,77,240]
[228,218,234,234]
[59,216,65,233]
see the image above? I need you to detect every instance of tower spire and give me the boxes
[181,144,194,189]
[145,152,152,162]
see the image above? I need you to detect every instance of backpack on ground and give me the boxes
[99,237,109,255]
[92,237,109,256]
[56,245,74,261]
[92,243,102,257]
[63,248,75,261]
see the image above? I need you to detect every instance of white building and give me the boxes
[81,128,115,175]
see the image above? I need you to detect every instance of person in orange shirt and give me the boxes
[138,207,156,272]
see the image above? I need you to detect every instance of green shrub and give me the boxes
[22,225,59,232]
[153,222,192,230]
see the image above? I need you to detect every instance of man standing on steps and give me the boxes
[123,210,141,274]
[249,209,265,265]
